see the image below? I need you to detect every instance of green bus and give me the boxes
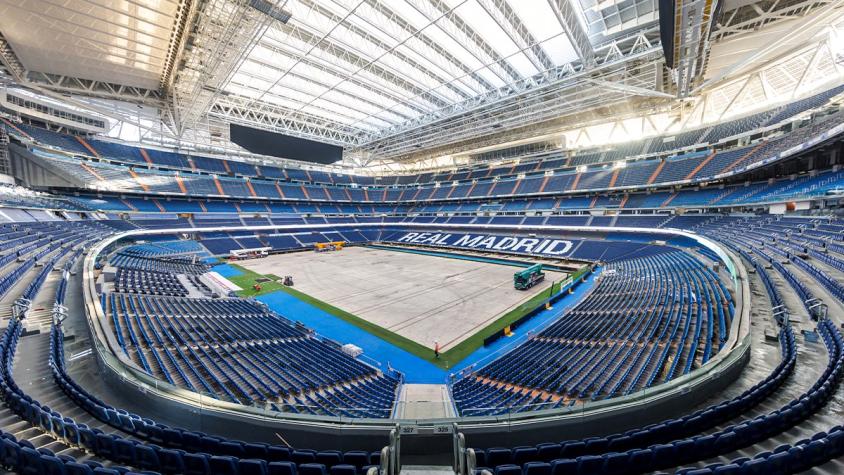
[514,264,545,290]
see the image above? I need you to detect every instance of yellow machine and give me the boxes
[315,241,346,252]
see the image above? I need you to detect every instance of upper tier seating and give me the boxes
[22,108,842,205]
[5,81,842,205]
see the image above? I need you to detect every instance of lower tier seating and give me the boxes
[453,250,734,416]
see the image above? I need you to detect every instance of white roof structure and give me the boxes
[0,0,179,90]
[0,0,840,168]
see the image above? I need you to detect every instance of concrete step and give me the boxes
[400,465,455,475]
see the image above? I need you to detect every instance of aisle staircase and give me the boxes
[393,384,455,419]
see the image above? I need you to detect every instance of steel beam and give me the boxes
[358,31,661,145]
[714,0,835,41]
[211,95,364,145]
[170,0,269,134]
[692,0,840,94]
[671,0,719,97]
[0,32,24,81]
[547,0,596,66]
[160,0,199,92]
[22,72,164,104]
[584,78,674,98]
[238,55,414,123]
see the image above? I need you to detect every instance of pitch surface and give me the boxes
[239,246,566,351]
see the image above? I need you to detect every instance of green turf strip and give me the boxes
[225,265,287,297]
[225,262,589,369]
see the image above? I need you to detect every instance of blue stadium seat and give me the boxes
[268,461,298,475]
[298,463,328,475]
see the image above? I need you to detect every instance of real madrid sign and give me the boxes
[394,232,574,256]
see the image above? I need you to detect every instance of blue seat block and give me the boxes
[245,443,270,459]
[711,463,740,475]
[18,447,43,475]
[201,435,223,454]
[738,458,767,475]
[549,458,577,475]
[602,452,629,475]
[41,455,67,475]
[575,454,602,475]
[299,463,328,475]
[158,448,185,473]
[113,438,137,465]
[293,450,318,464]
[268,461,297,475]
[221,441,246,458]
[536,443,561,462]
[316,450,343,467]
[343,451,370,468]
[92,468,122,475]
[209,455,239,475]
[134,444,160,471]
[78,428,98,453]
[65,462,95,475]
[268,446,292,462]
[765,451,791,473]
[94,433,117,458]
[183,452,210,475]
[486,448,512,468]
[523,461,551,475]
[330,464,357,475]
[1,438,21,469]
[493,464,521,475]
[239,458,269,475]
[162,428,183,449]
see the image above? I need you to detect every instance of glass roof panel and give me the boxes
[259,26,442,111]
[514,0,579,66]
[213,0,665,147]
[389,1,487,72]
[540,35,579,65]
[507,52,541,77]
[449,0,521,58]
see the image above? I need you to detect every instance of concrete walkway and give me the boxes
[395,384,454,419]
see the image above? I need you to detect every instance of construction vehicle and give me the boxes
[315,241,345,252]
[514,264,545,290]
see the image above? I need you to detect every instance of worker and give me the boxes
[434,341,440,359]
